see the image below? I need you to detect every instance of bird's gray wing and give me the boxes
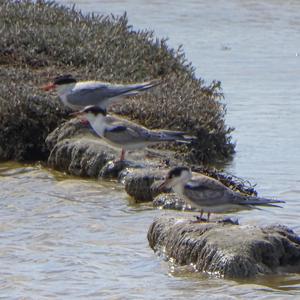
[183,178,232,207]
[66,85,118,107]
[67,81,160,107]
[184,177,284,209]
[103,124,151,145]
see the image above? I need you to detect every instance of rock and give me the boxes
[124,169,167,202]
[99,160,144,179]
[46,119,116,176]
[48,137,115,176]
[153,193,193,210]
[45,118,89,150]
[147,216,300,278]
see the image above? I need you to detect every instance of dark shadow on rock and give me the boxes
[148,216,300,279]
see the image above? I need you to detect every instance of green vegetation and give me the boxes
[0,0,235,163]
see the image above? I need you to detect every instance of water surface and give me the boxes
[1,162,299,299]
[1,0,300,298]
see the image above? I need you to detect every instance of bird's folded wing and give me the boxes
[103,125,148,144]
[183,179,230,207]
[67,85,113,106]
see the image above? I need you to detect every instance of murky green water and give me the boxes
[1,0,300,298]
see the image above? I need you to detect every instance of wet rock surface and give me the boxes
[148,216,300,278]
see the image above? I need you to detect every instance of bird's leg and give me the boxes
[207,212,211,222]
[194,209,206,222]
[200,209,204,219]
[120,148,126,161]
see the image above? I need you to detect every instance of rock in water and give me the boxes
[124,169,166,201]
[147,216,300,278]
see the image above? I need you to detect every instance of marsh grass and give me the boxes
[0,0,235,163]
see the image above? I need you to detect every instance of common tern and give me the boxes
[159,166,285,222]
[42,74,161,111]
[74,106,194,160]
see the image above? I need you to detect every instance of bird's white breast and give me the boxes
[89,116,107,137]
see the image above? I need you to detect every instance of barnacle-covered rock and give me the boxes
[148,216,300,278]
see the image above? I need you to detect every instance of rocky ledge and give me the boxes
[147,216,300,278]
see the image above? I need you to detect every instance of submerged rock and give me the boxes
[148,216,300,278]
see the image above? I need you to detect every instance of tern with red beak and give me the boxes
[159,167,285,222]
[74,106,194,161]
[42,74,161,111]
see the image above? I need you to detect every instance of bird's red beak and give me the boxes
[41,83,57,91]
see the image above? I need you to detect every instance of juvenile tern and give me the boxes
[74,106,194,160]
[42,74,161,111]
[159,166,285,222]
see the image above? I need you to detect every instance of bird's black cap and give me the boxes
[81,105,107,116]
[54,74,77,85]
[167,166,190,179]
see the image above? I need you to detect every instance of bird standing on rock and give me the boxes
[42,74,161,111]
[73,106,195,161]
[158,166,285,222]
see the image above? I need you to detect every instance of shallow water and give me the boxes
[1,162,299,299]
[1,0,300,298]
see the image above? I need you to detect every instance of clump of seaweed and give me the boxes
[0,0,235,163]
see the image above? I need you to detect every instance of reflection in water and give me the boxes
[1,0,300,298]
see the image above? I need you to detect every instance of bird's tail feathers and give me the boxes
[242,196,285,207]
[159,130,196,143]
[123,79,162,96]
